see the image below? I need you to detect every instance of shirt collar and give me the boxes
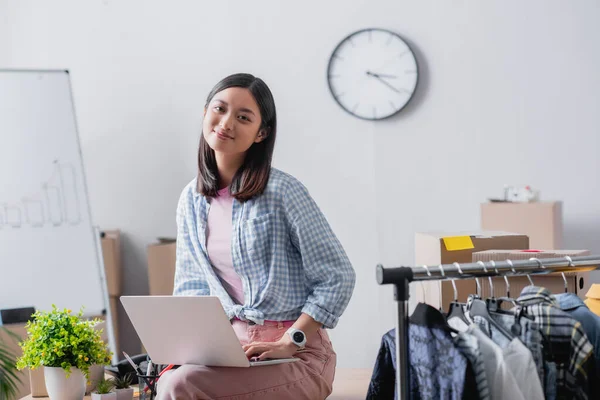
[192,177,202,199]
[554,292,586,311]
[410,302,454,333]
[517,285,558,306]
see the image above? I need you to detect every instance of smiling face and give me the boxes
[202,87,266,156]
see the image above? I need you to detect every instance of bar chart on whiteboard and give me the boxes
[1,160,83,229]
[0,70,105,318]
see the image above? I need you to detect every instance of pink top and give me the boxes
[206,187,244,304]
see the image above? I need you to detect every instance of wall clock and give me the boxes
[327,28,419,120]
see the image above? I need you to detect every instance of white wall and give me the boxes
[0,2,9,64]
[3,0,600,370]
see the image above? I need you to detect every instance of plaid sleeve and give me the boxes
[284,179,356,329]
[570,321,595,399]
[172,186,210,296]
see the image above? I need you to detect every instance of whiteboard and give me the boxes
[0,70,106,317]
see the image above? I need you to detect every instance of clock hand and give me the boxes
[366,71,398,79]
[366,72,403,94]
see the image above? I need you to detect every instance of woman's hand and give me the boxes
[242,335,297,360]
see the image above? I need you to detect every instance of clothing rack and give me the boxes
[376,255,600,400]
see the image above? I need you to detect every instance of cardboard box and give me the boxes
[472,249,592,300]
[147,238,177,295]
[481,201,563,249]
[108,296,119,354]
[415,231,529,310]
[101,230,122,296]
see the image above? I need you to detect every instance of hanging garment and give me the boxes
[502,337,545,400]
[467,325,526,400]
[555,292,600,368]
[448,312,470,332]
[486,312,544,386]
[367,329,396,399]
[367,303,479,400]
[518,286,596,400]
[453,331,491,400]
[473,314,549,399]
[544,361,558,400]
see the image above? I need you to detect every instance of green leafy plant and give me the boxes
[93,377,114,394]
[113,372,133,389]
[15,305,112,379]
[0,328,22,400]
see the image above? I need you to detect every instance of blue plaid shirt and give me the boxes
[173,168,356,328]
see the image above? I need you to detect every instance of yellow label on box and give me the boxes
[442,236,474,251]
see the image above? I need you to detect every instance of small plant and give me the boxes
[93,377,114,394]
[113,372,133,389]
[16,305,112,379]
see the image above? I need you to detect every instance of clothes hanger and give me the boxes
[561,256,573,293]
[468,261,514,339]
[527,257,542,287]
[526,271,535,286]
[484,260,501,312]
[474,277,482,299]
[487,260,532,332]
[446,263,469,324]
[492,260,519,312]
[419,265,430,303]
[467,261,488,309]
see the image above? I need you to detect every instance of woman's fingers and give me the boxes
[242,341,264,350]
[258,350,275,361]
[244,342,269,358]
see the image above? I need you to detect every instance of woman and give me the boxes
[158,73,356,399]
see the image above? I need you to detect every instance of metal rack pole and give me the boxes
[376,255,600,400]
[376,266,413,400]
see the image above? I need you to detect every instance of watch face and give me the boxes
[292,331,305,343]
[327,28,419,120]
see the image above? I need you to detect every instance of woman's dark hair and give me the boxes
[197,73,277,201]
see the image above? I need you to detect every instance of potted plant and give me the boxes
[113,373,134,400]
[16,305,112,400]
[0,328,22,400]
[86,364,107,394]
[91,377,115,400]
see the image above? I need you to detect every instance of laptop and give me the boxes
[120,296,299,367]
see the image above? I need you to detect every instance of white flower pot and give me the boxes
[115,387,134,400]
[91,393,117,400]
[86,364,105,394]
[44,366,86,400]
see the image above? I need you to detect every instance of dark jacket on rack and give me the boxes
[366,303,479,399]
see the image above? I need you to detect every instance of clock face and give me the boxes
[327,28,419,120]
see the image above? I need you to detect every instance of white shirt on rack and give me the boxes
[503,338,544,400]
[468,325,526,400]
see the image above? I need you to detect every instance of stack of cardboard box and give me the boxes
[415,231,529,311]
[100,230,122,354]
[481,201,563,249]
[147,238,177,295]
